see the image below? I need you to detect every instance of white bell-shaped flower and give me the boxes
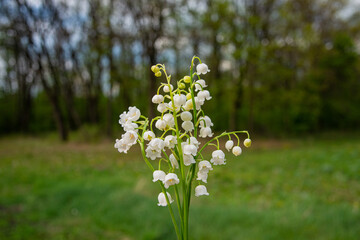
[163,114,175,128]
[232,146,242,156]
[173,94,187,107]
[181,111,192,121]
[143,131,155,141]
[164,135,177,148]
[183,154,196,166]
[152,170,166,182]
[210,149,226,165]
[196,63,210,75]
[199,127,213,138]
[163,84,173,93]
[196,171,209,183]
[183,99,193,111]
[119,111,129,126]
[182,121,194,132]
[155,119,167,131]
[194,97,204,110]
[164,173,180,189]
[157,192,174,206]
[225,140,234,151]
[197,90,212,101]
[198,160,213,172]
[199,116,214,128]
[194,79,207,92]
[146,138,165,160]
[152,94,164,104]
[122,130,138,145]
[157,103,168,113]
[148,138,165,151]
[169,154,179,169]
[188,137,200,148]
[114,139,130,153]
[182,143,197,156]
[123,122,138,132]
[145,146,162,160]
[127,106,141,122]
[195,185,209,197]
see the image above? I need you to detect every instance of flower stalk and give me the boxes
[115,56,251,239]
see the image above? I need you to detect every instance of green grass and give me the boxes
[0,134,359,239]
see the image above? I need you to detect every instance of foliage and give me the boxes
[0,0,360,139]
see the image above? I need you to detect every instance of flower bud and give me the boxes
[155,71,162,77]
[151,65,160,73]
[178,83,186,89]
[244,138,251,148]
[184,76,191,83]
[186,93,192,100]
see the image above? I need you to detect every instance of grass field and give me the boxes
[0,134,359,239]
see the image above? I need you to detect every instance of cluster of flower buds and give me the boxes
[115,57,251,209]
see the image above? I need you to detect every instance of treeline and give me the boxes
[0,0,359,140]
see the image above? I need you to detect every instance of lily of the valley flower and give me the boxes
[152,94,164,104]
[194,79,207,92]
[123,122,138,132]
[183,153,196,166]
[197,90,212,101]
[232,146,242,156]
[163,114,175,129]
[194,97,204,110]
[153,170,166,182]
[146,138,165,160]
[169,154,179,169]
[182,121,194,132]
[163,84,173,93]
[181,111,192,121]
[195,185,209,197]
[122,130,138,145]
[198,160,213,172]
[225,140,234,151]
[182,143,197,156]
[188,137,200,148]
[164,135,177,148]
[183,99,193,111]
[199,116,213,128]
[143,131,155,141]
[157,103,168,113]
[155,119,167,131]
[197,160,213,183]
[210,149,226,165]
[114,138,130,153]
[199,127,213,138]
[164,173,180,189]
[127,106,141,121]
[157,192,174,206]
[196,171,209,183]
[173,94,187,107]
[196,63,210,75]
[244,138,252,148]
[118,106,141,127]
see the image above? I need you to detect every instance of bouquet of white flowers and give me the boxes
[115,56,251,240]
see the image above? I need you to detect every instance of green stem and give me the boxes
[139,141,181,240]
[161,65,187,239]
[197,130,250,157]
[159,184,182,240]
